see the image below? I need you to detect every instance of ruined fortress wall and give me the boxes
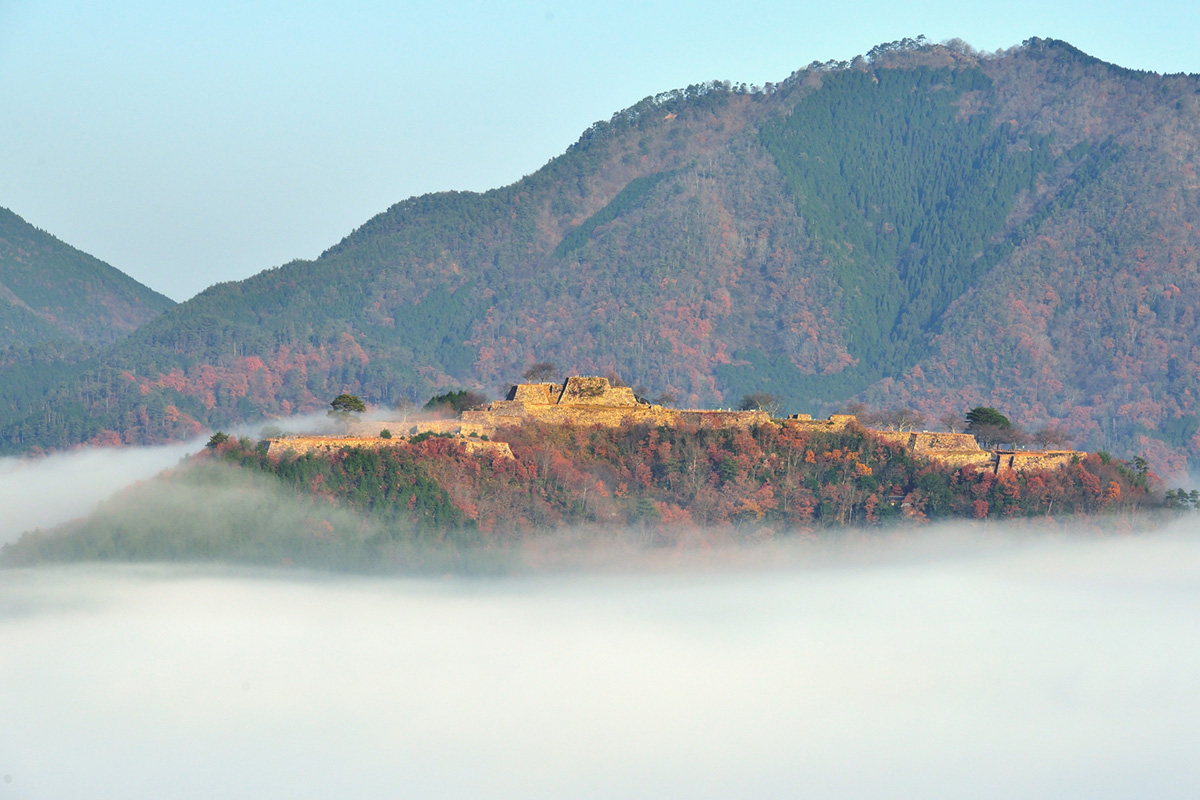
[995,451,1081,473]
[785,414,857,432]
[869,431,984,452]
[266,436,390,458]
[462,403,768,431]
[934,451,997,469]
[677,410,771,429]
[871,431,915,448]
[465,403,676,429]
[462,440,515,459]
[911,432,982,452]
[264,435,512,460]
[510,383,561,404]
[558,376,638,406]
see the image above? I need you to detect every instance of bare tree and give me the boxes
[1032,425,1072,450]
[939,411,963,433]
[522,362,558,382]
[655,389,678,407]
[740,392,781,417]
[892,408,926,432]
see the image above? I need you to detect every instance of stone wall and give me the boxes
[867,429,1082,473]
[558,376,638,406]
[460,402,769,431]
[508,383,561,404]
[872,431,985,453]
[265,435,513,460]
[994,450,1081,473]
[785,414,857,431]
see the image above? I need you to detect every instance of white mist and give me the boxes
[2,526,1198,799]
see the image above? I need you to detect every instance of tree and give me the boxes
[1032,425,1072,450]
[881,407,925,432]
[966,407,1016,449]
[938,411,962,433]
[522,362,558,382]
[392,395,415,414]
[655,390,678,407]
[739,392,781,417]
[329,394,366,429]
[206,431,230,449]
[965,407,1011,431]
[423,390,488,415]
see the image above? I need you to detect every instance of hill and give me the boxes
[5,37,1200,471]
[0,207,174,347]
[0,207,176,437]
[0,418,1164,571]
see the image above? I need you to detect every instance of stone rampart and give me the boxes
[508,383,561,404]
[872,431,984,453]
[677,409,771,429]
[265,435,513,460]
[464,403,674,430]
[558,376,638,406]
[994,450,1081,473]
[866,429,1082,473]
[785,414,857,431]
[461,402,769,432]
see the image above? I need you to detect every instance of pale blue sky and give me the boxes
[2,0,1197,301]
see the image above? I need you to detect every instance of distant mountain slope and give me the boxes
[0,207,175,346]
[6,38,1200,472]
[0,207,175,435]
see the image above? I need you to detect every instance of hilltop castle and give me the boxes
[460,375,769,430]
[266,376,1084,473]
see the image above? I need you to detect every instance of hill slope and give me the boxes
[0,207,176,434]
[6,38,1200,471]
[0,207,174,346]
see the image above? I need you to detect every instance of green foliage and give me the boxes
[0,206,175,348]
[380,428,392,439]
[554,172,675,258]
[206,431,230,449]
[423,390,488,414]
[759,66,1053,397]
[329,393,366,414]
[1136,414,1199,449]
[966,407,1011,430]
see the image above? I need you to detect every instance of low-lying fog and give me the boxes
[0,441,203,543]
[3,528,1199,799]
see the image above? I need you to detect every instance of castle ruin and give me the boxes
[263,376,1085,474]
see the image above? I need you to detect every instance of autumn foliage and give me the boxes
[219,422,1161,541]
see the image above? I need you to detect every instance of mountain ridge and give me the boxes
[5,38,1200,473]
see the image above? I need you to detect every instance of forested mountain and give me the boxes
[0,207,174,346]
[6,38,1200,471]
[0,208,175,437]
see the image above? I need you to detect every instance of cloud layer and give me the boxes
[3,527,1198,799]
[0,442,202,545]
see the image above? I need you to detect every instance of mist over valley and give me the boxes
[3,527,1199,799]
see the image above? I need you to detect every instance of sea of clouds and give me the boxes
[1,529,1198,798]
